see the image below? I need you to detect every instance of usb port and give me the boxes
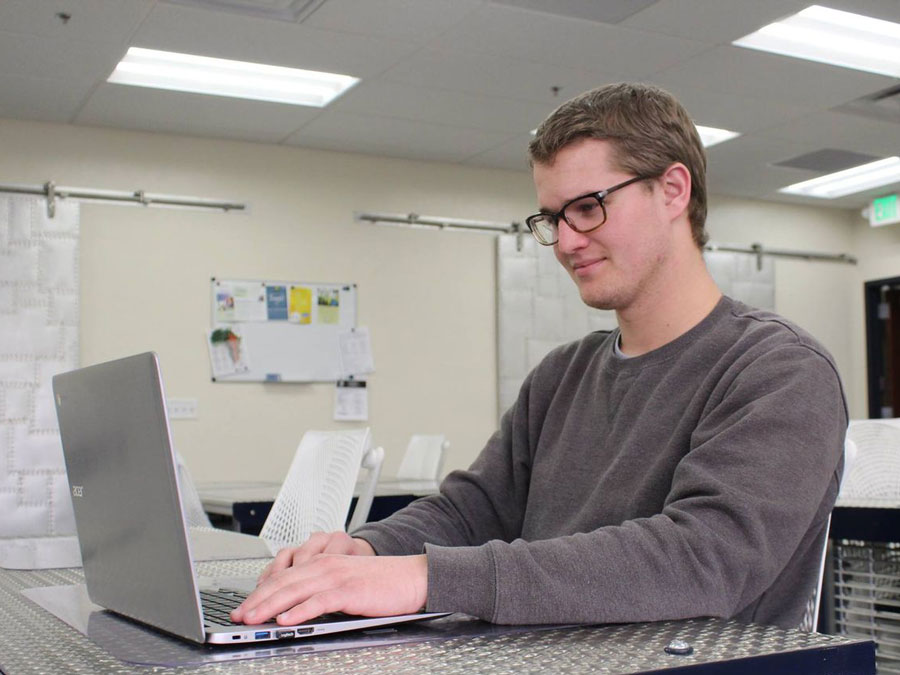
[254,631,271,640]
[275,629,295,639]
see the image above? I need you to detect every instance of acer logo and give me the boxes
[72,486,83,497]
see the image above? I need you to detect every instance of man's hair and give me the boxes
[528,82,709,249]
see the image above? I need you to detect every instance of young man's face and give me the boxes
[532,138,673,312]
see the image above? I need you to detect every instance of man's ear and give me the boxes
[660,163,691,220]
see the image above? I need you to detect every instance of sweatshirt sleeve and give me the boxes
[421,343,846,625]
[351,359,544,558]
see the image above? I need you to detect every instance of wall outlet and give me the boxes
[167,398,198,419]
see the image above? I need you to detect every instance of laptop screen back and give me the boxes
[53,352,206,642]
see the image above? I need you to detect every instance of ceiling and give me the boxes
[1,0,899,211]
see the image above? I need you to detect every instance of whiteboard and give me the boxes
[210,278,357,382]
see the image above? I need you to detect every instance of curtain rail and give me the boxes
[0,181,246,218]
[356,210,857,265]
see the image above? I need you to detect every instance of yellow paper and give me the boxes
[288,287,312,324]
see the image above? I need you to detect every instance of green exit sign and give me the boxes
[871,194,900,227]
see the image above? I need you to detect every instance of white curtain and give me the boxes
[0,195,79,536]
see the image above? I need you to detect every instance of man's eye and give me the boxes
[571,200,600,215]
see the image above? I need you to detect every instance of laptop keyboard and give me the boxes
[200,589,258,627]
[200,588,355,628]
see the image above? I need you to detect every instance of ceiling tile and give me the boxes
[706,133,814,181]
[303,0,482,41]
[0,75,92,124]
[489,0,658,25]
[381,48,619,104]
[134,3,420,77]
[621,0,805,42]
[774,149,883,173]
[286,111,515,163]
[461,133,535,173]
[643,80,813,135]
[703,132,891,208]
[330,81,553,134]
[76,84,320,143]
[0,30,123,81]
[428,4,712,79]
[0,0,153,42]
[654,45,898,111]
[757,111,900,159]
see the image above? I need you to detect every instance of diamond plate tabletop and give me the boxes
[0,560,874,674]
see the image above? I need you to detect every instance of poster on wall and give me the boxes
[209,277,360,382]
[206,326,251,378]
[214,280,268,323]
[334,379,368,421]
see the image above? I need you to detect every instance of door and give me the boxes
[865,277,900,418]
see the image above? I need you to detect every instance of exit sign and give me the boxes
[871,194,900,227]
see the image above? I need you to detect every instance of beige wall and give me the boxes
[0,117,867,482]
[706,196,859,415]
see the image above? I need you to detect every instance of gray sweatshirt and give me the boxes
[353,297,847,629]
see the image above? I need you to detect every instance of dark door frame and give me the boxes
[865,276,900,418]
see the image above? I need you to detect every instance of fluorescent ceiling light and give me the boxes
[529,124,740,148]
[108,47,359,107]
[779,157,900,199]
[695,124,740,148]
[733,5,900,77]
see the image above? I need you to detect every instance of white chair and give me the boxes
[826,421,900,642]
[348,444,384,533]
[395,434,449,481]
[799,433,859,632]
[838,419,900,506]
[798,513,832,633]
[174,450,213,529]
[259,429,384,548]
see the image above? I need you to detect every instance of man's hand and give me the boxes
[257,532,375,584]
[230,552,428,626]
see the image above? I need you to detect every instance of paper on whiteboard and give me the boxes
[339,327,374,377]
[207,327,251,378]
[213,280,267,323]
[334,379,368,421]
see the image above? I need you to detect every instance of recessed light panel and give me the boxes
[733,5,900,77]
[694,125,740,148]
[108,47,359,107]
[779,157,900,199]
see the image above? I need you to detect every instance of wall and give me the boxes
[707,196,859,415]
[0,117,864,483]
[0,117,536,482]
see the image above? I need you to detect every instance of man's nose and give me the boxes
[555,218,589,254]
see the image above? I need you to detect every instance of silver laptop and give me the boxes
[52,352,447,645]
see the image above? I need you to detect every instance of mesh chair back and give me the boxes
[839,419,900,505]
[396,434,448,481]
[174,451,213,528]
[260,429,370,548]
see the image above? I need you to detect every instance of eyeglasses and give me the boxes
[525,175,652,246]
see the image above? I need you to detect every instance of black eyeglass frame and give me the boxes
[525,175,653,246]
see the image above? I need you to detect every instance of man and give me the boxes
[232,83,846,630]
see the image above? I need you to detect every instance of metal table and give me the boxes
[0,561,874,674]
